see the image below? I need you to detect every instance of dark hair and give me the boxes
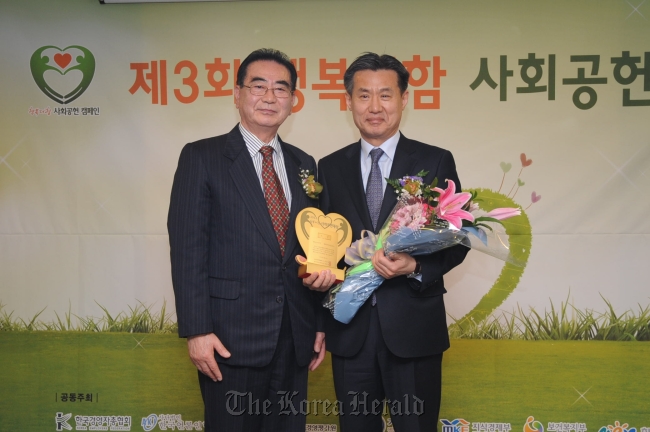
[343,52,410,95]
[236,48,297,91]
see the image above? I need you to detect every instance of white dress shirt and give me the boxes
[360,131,401,193]
[239,123,292,208]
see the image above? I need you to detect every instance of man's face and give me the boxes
[345,69,409,146]
[234,60,295,140]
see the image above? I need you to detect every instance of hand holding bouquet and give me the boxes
[323,171,522,324]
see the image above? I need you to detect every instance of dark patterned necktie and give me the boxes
[366,148,384,308]
[366,147,384,232]
[260,146,290,256]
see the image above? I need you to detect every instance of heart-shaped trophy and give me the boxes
[295,208,352,283]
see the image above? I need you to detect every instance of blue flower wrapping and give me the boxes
[383,226,468,256]
[322,225,469,324]
[322,268,383,324]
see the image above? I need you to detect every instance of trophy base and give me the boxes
[298,263,345,284]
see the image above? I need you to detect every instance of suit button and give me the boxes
[276,296,283,303]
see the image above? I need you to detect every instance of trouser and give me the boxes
[199,305,308,432]
[332,304,443,432]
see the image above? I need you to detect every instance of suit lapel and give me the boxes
[280,139,304,264]
[376,134,419,228]
[224,126,283,260]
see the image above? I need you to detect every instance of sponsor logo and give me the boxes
[448,421,511,432]
[30,45,95,104]
[55,412,73,431]
[525,416,545,432]
[599,421,637,432]
[441,419,471,432]
[54,413,131,431]
[141,414,204,431]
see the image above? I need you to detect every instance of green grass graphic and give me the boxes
[450,295,650,341]
[1,334,648,429]
[0,332,201,430]
[0,300,177,333]
[441,340,650,426]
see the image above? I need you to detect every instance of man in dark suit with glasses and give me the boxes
[168,48,326,432]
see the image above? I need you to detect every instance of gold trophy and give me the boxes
[295,208,352,284]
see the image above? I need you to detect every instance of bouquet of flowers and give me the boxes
[323,171,522,324]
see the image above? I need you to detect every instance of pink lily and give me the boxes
[433,179,474,228]
[485,207,521,221]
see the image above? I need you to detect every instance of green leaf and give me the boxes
[474,216,505,225]
[386,178,401,191]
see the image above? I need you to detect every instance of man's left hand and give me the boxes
[371,249,417,279]
[300,256,337,292]
[309,332,326,371]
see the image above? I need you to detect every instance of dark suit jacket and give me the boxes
[318,134,469,359]
[168,125,320,368]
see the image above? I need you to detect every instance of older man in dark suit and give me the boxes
[307,53,469,431]
[168,48,325,432]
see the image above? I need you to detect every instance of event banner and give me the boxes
[1,0,648,431]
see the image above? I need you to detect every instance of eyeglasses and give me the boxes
[241,84,293,98]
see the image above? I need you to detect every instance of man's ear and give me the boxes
[234,86,241,109]
[345,92,352,111]
[401,90,409,110]
[290,92,297,115]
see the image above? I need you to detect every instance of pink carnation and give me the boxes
[389,202,431,234]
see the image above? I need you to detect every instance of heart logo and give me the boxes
[517,179,525,186]
[520,153,533,167]
[53,53,72,69]
[531,192,542,203]
[30,45,95,105]
[499,162,512,173]
[317,215,333,230]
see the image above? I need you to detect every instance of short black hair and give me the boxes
[343,52,410,95]
[236,48,297,91]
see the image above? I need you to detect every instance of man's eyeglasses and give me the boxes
[241,84,293,99]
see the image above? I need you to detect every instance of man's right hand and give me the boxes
[187,333,231,382]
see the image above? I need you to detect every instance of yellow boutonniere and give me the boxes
[299,169,323,199]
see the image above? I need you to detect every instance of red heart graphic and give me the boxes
[531,192,541,203]
[54,53,72,69]
[520,153,533,167]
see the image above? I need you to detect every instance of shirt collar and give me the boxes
[360,131,400,162]
[239,123,281,157]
